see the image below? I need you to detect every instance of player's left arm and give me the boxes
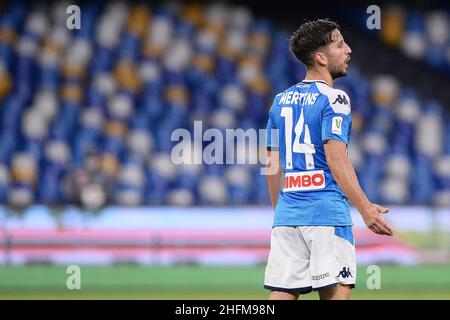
[322,90,394,236]
[324,140,393,236]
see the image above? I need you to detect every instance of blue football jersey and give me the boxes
[266,80,353,226]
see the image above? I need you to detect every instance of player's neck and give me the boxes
[304,68,333,87]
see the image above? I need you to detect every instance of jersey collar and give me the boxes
[301,79,329,85]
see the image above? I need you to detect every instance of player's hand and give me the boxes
[360,203,394,236]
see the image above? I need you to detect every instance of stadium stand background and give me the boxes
[0,0,449,210]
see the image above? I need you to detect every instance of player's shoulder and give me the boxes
[273,91,285,102]
[270,83,301,107]
[315,82,351,115]
[273,83,297,100]
[269,89,290,111]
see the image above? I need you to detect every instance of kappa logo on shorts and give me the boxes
[312,273,330,281]
[336,267,353,279]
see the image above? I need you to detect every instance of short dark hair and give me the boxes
[290,19,340,67]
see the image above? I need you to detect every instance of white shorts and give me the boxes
[264,226,356,294]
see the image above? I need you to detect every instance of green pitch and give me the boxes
[1,264,450,299]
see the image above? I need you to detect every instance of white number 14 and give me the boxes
[281,107,315,170]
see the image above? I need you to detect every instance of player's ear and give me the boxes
[315,51,328,67]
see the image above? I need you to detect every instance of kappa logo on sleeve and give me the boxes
[332,94,349,105]
[332,116,343,135]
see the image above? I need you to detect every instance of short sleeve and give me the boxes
[266,98,280,151]
[321,91,352,144]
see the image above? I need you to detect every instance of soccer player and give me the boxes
[263,19,394,300]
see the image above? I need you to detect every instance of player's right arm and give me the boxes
[265,95,283,209]
[324,140,394,236]
[265,150,283,209]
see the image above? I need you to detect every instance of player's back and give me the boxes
[266,80,353,226]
